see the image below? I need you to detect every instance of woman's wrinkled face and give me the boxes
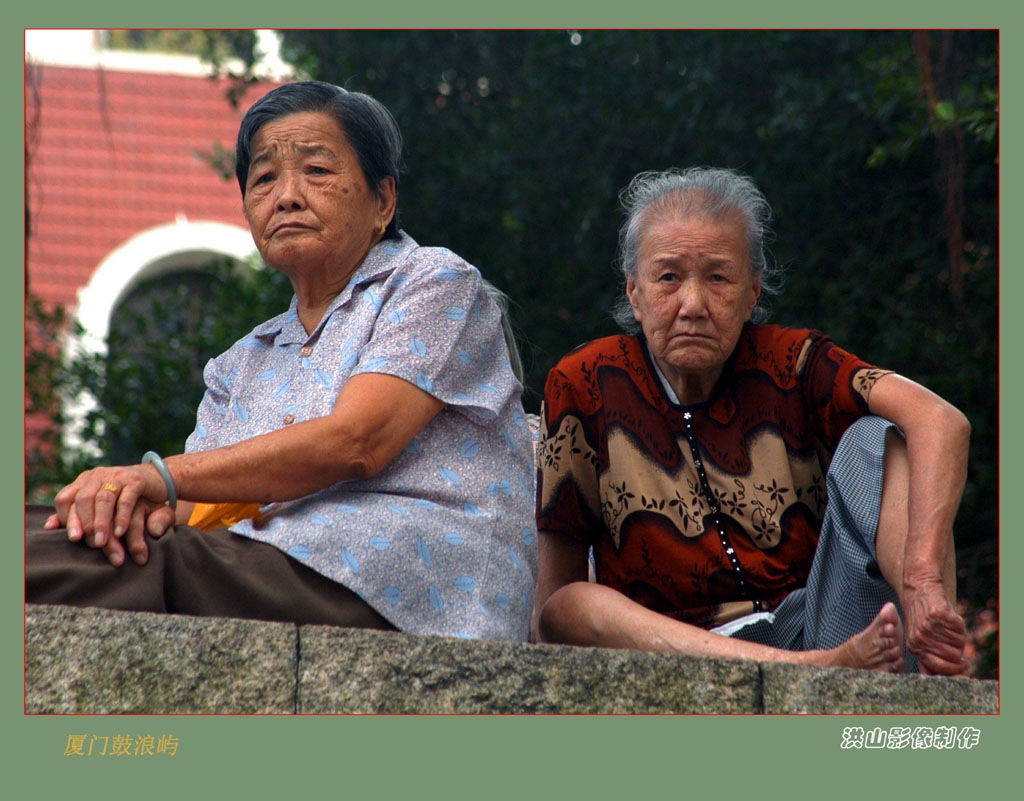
[243,111,393,284]
[627,213,760,391]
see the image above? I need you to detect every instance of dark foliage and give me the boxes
[273,30,996,589]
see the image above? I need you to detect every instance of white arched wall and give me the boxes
[75,220,258,346]
[64,219,258,453]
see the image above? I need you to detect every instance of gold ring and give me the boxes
[99,482,120,494]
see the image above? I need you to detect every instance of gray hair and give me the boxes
[236,81,404,240]
[611,167,780,332]
[482,279,524,384]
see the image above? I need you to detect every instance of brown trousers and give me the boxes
[25,505,395,630]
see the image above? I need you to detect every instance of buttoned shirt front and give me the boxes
[185,232,537,640]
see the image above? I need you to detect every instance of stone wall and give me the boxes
[25,604,997,714]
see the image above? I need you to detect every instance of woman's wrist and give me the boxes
[141,451,178,509]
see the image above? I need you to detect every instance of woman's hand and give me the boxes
[903,576,970,676]
[44,464,170,565]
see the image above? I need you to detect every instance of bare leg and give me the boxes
[539,582,903,673]
[875,428,957,608]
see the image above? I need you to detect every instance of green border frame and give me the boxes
[8,5,1011,797]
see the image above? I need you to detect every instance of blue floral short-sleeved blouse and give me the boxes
[185,232,537,640]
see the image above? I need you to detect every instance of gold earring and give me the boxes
[379,221,387,235]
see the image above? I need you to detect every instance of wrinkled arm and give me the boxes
[50,372,443,563]
[867,373,971,674]
[165,371,443,502]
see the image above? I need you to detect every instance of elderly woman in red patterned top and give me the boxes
[534,167,970,675]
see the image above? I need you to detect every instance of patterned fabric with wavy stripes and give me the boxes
[536,326,890,630]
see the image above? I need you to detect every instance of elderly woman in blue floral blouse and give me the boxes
[27,81,537,640]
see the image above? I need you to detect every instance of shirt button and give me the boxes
[283,414,295,425]
[300,345,313,357]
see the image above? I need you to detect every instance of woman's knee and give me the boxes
[828,417,901,500]
[537,582,594,644]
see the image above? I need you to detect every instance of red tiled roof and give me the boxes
[26,63,275,307]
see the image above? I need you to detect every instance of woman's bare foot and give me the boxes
[804,602,905,673]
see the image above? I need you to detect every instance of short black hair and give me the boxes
[236,81,403,239]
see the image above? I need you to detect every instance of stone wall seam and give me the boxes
[755,662,766,714]
[293,625,302,714]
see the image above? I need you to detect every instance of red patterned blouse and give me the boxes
[536,325,891,629]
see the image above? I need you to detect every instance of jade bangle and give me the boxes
[142,451,178,511]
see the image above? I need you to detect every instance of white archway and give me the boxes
[75,220,257,346]
[64,219,259,453]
